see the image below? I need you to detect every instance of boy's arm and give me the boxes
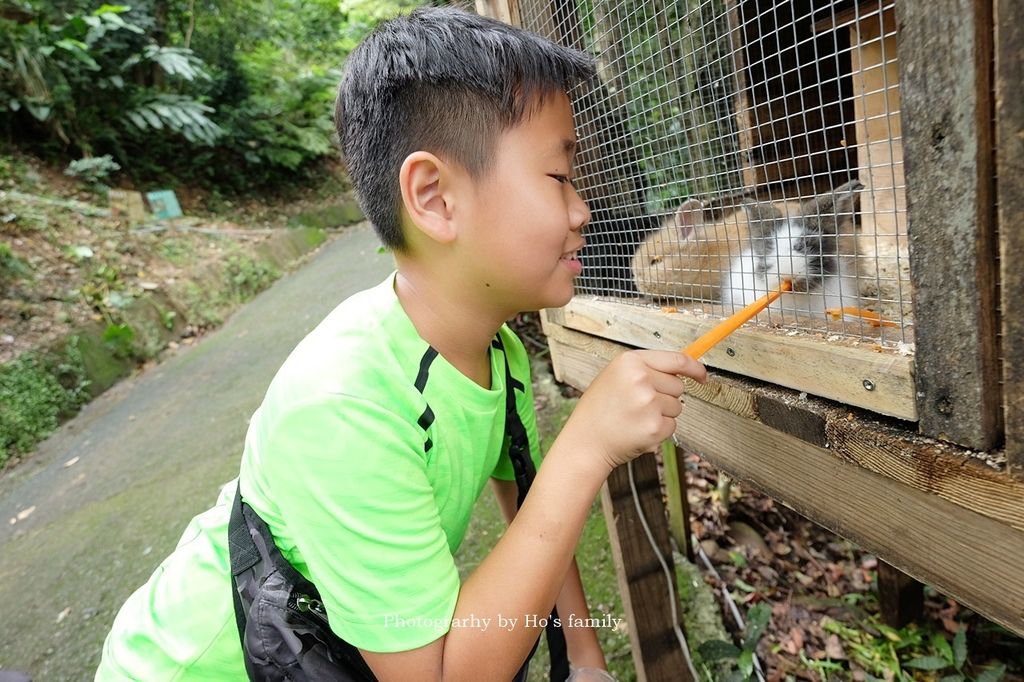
[490,478,608,670]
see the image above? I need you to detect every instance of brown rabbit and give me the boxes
[631,197,802,302]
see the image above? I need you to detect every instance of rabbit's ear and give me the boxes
[673,199,705,239]
[801,180,863,234]
[742,202,783,238]
[831,180,863,223]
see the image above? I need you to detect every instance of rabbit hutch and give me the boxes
[477,0,1022,678]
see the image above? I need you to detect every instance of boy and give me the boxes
[96,7,706,681]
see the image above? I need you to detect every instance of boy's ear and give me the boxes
[399,151,458,244]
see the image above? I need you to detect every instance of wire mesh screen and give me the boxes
[517,0,912,346]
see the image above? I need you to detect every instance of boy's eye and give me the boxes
[549,174,574,186]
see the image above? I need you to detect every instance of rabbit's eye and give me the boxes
[650,256,663,265]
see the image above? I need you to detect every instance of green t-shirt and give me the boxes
[96,273,542,680]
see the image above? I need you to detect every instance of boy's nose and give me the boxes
[569,187,591,232]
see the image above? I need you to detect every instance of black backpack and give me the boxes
[228,336,569,681]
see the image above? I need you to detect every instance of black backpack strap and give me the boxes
[494,334,571,682]
[228,482,262,682]
[228,482,377,682]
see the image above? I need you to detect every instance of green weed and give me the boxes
[225,255,278,300]
[821,616,1009,681]
[697,602,772,681]
[102,323,137,360]
[156,237,195,266]
[0,241,31,283]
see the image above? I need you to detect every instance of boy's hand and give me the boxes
[565,350,706,472]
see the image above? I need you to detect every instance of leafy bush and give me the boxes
[192,43,339,188]
[0,5,219,158]
[1,0,424,191]
[0,340,89,466]
[64,154,121,189]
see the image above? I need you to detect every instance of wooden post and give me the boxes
[897,0,1000,451]
[662,440,695,562]
[878,561,925,629]
[996,0,1024,477]
[601,452,695,682]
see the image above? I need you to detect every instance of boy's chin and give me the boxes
[541,287,576,311]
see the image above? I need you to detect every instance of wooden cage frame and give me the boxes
[477,0,1022,678]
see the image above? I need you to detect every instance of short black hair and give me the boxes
[335,6,595,251]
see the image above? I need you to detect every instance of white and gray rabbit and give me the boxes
[632,180,864,317]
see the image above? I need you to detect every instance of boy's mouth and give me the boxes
[560,241,584,262]
[560,248,583,275]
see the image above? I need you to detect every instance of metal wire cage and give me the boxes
[518,0,912,347]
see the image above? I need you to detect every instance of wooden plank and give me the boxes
[897,0,1001,450]
[474,0,519,25]
[996,0,1024,478]
[549,329,1024,637]
[554,296,917,420]
[754,393,827,448]
[878,561,924,629]
[662,440,694,562]
[601,451,695,682]
[544,320,1024,531]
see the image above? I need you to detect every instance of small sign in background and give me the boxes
[145,190,183,220]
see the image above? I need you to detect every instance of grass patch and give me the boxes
[155,236,196,265]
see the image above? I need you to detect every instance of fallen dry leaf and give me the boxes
[825,634,846,660]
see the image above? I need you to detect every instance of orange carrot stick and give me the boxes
[825,306,901,328]
[684,280,792,359]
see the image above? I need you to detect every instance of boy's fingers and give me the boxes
[659,393,683,418]
[641,350,708,384]
[651,372,686,398]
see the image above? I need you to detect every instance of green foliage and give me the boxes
[79,259,130,320]
[0,241,32,284]
[0,4,217,158]
[123,93,221,145]
[1,0,424,191]
[820,617,1009,682]
[64,153,121,188]
[155,235,194,264]
[225,254,278,299]
[102,322,136,359]
[899,627,1006,682]
[0,154,29,186]
[568,0,742,211]
[203,44,338,187]
[696,602,771,681]
[0,340,89,466]
[160,308,176,330]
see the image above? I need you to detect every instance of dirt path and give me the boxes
[0,224,392,680]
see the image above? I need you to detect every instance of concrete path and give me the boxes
[0,224,393,680]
